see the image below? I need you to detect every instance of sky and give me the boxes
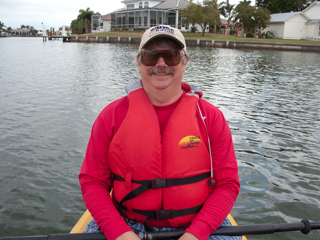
[0,0,255,30]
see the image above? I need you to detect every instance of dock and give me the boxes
[43,34,63,41]
[62,36,320,52]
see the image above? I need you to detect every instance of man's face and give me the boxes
[137,39,189,93]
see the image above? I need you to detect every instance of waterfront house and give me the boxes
[219,19,242,36]
[92,13,112,33]
[92,12,103,32]
[10,28,31,36]
[58,25,72,36]
[111,0,190,30]
[263,1,320,40]
[101,14,112,32]
[101,0,224,33]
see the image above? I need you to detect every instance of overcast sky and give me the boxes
[0,0,255,30]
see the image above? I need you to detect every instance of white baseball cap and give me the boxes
[139,25,187,52]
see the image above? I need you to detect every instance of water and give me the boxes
[0,37,319,239]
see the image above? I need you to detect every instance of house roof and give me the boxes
[220,18,235,25]
[302,1,320,13]
[269,11,302,22]
[306,19,320,24]
[102,13,111,20]
[154,0,190,9]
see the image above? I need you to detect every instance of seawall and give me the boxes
[62,36,320,52]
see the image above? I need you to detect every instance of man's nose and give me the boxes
[156,57,167,66]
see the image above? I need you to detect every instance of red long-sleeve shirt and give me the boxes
[79,90,240,240]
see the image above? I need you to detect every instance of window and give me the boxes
[168,13,175,25]
[159,17,162,24]
[127,4,134,9]
[139,17,142,26]
[144,16,148,26]
[139,2,143,8]
[144,2,149,8]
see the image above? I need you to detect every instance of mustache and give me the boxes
[148,67,175,76]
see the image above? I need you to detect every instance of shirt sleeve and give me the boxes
[79,97,132,240]
[185,99,240,240]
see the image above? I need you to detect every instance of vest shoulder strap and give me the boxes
[125,81,142,95]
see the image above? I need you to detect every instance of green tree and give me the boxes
[204,0,221,33]
[77,7,94,33]
[0,21,5,29]
[255,0,311,13]
[181,1,199,28]
[252,7,271,38]
[70,18,85,34]
[219,0,235,32]
[233,0,253,37]
[234,0,271,38]
[30,26,38,35]
[181,0,220,36]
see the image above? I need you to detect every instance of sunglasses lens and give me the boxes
[141,49,181,66]
[141,50,157,66]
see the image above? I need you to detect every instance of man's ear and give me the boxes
[184,54,189,66]
[182,54,189,72]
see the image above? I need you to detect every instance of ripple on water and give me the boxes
[0,39,319,239]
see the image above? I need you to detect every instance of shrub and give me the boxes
[246,33,254,38]
[229,29,237,35]
[259,31,276,39]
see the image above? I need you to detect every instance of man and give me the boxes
[79,25,240,240]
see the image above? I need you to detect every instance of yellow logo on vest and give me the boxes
[179,136,201,149]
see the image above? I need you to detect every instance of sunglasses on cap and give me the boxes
[140,49,182,66]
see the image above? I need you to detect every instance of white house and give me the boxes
[92,12,102,31]
[10,28,31,36]
[111,0,190,31]
[304,1,320,40]
[58,25,72,36]
[92,13,112,33]
[263,1,320,40]
[102,14,112,32]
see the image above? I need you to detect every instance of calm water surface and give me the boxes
[0,37,319,239]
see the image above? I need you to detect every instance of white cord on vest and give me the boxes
[197,102,213,178]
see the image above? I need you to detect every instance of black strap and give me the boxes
[113,172,210,225]
[118,202,203,220]
[142,205,203,231]
[116,201,203,231]
[114,172,210,207]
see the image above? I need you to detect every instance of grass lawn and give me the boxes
[81,31,320,46]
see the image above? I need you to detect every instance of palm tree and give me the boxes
[0,21,5,29]
[77,8,94,34]
[218,0,235,33]
[234,0,252,37]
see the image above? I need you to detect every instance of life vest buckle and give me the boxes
[153,178,168,189]
[155,209,173,220]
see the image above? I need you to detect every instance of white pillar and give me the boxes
[176,9,179,28]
